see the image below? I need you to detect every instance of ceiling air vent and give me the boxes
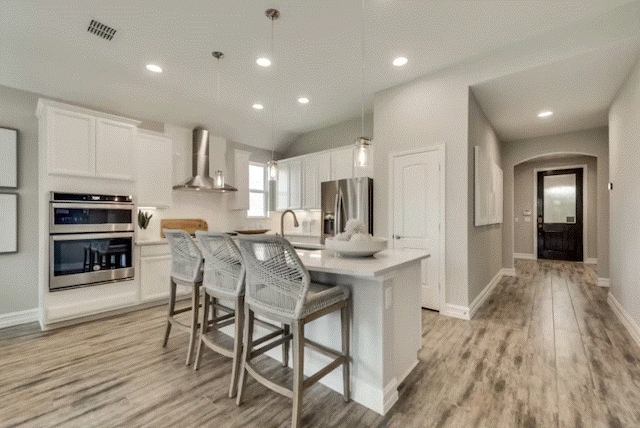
[87,19,116,41]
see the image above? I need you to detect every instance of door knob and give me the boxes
[394,235,401,240]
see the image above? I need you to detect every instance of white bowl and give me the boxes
[324,236,387,257]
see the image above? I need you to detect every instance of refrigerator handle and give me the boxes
[335,188,344,234]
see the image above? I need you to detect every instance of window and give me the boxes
[247,162,268,218]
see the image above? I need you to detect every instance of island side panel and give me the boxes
[309,271,387,414]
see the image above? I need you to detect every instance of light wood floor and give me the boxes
[1,260,639,427]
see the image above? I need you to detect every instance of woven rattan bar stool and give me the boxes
[235,235,351,428]
[193,231,247,398]
[162,229,203,366]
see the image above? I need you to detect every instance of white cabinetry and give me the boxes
[37,99,139,180]
[136,131,173,208]
[276,158,302,210]
[231,149,251,211]
[330,147,354,181]
[303,152,331,209]
[139,243,171,302]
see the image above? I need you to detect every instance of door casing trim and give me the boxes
[533,164,587,261]
[388,145,446,312]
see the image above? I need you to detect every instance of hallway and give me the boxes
[385,259,640,427]
[1,260,639,427]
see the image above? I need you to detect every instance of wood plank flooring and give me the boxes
[1,259,639,427]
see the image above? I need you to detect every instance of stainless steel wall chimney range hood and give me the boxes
[173,128,237,192]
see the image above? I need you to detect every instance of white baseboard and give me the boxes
[501,268,516,277]
[467,268,514,319]
[597,277,610,288]
[0,308,39,330]
[513,253,536,260]
[585,258,598,264]
[441,303,470,320]
[607,292,640,348]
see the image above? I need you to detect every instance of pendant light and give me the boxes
[266,8,280,181]
[212,51,225,189]
[354,0,371,168]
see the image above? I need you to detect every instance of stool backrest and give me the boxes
[196,231,245,297]
[236,235,310,320]
[164,229,203,283]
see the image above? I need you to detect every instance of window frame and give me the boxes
[247,161,269,219]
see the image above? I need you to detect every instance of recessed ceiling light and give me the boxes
[298,97,309,104]
[537,110,553,118]
[146,64,163,73]
[253,104,264,110]
[392,57,408,67]
[256,57,271,67]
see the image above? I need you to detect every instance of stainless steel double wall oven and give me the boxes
[49,192,135,291]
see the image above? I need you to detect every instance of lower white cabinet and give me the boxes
[139,244,172,302]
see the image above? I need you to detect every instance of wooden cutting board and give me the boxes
[160,219,208,237]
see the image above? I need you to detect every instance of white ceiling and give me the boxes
[0,0,638,150]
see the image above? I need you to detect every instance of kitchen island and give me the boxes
[289,248,429,415]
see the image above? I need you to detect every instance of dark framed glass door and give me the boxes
[537,168,583,261]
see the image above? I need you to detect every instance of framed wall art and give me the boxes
[0,193,18,253]
[0,127,17,188]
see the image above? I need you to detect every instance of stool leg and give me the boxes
[194,289,210,370]
[292,320,304,428]
[162,279,177,347]
[229,295,244,398]
[282,323,290,367]
[186,283,200,366]
[341,302,351,402]
[236,304,254,406]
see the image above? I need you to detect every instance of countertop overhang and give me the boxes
[295,249,429,278]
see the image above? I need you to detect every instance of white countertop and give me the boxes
[295,249,429,278]
[136,239,167,246]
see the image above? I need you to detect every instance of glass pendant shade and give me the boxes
[214,170,225,188]
[267,159,278,181]
[354,137,371,167]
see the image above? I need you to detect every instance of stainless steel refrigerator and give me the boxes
[321,177,373,243]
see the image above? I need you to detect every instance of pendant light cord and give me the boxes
[270,13,275,161]
[360,0,365,137]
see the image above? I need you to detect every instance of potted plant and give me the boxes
[138,210,153,230]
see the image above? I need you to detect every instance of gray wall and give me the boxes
[467,90,503,305]
[502,127,609,277]
[282,114,373,158]
[0,85,40,317]
[513,156,597,259]
[609,56,640,330]
[374,74,471,307]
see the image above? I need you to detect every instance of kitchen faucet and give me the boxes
[280,210,299,239]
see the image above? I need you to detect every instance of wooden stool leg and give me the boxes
[291,320,304,428]
[229,295,244,398]
[162,279,177,347]
[236,304,254,406]
[186,283,200,366]
[282,323,290,367]
[341,302,351,402]
[194,289,211,370]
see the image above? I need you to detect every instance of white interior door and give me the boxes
[392,149,442,310]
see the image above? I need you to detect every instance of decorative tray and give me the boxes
[234,229,270,235]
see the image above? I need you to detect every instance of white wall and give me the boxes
[502,128,609,277]
[609,56,640,330]
[467,90,503,304]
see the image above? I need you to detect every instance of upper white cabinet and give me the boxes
[276,158,302,210]
[303,152,331,209]
[36,99,139,180]
[330,146,354,181]
[136,131,173,208]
